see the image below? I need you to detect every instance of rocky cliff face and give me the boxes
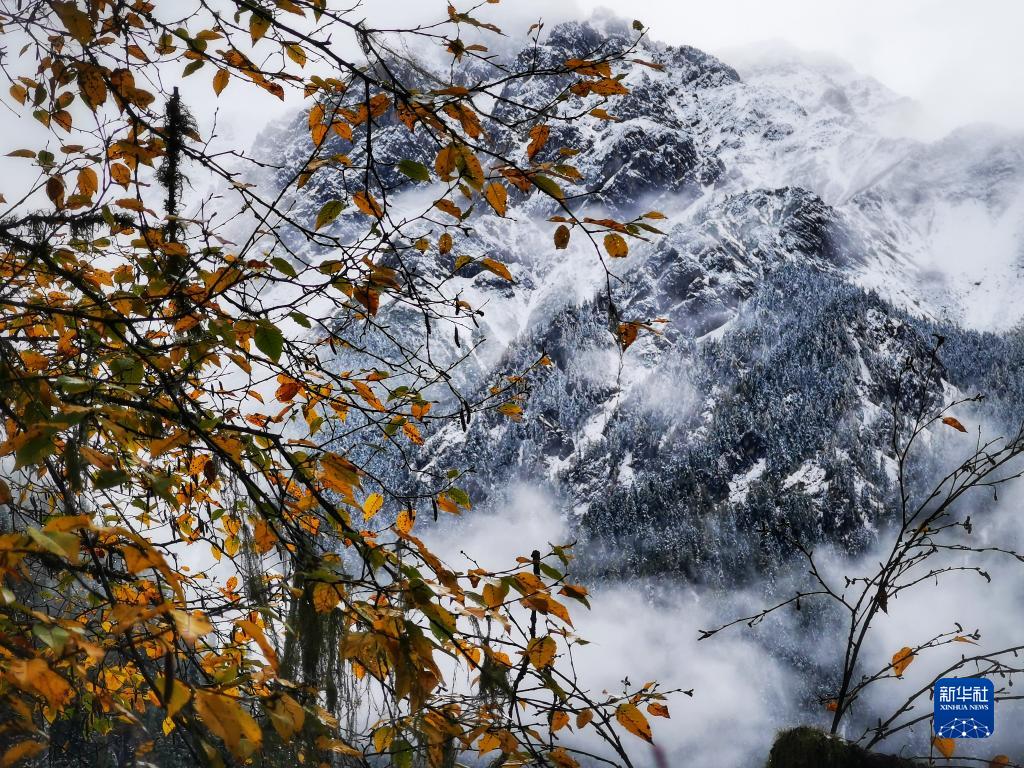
[252,18,1024,583]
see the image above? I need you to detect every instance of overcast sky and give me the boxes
[3,0,1021,193]
[577,0,1024,136]
[358,0,1024,137]
[187,0,1024,150]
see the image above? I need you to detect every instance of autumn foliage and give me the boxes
[0,1,671,766]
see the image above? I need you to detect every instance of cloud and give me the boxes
[580,0,1024,137]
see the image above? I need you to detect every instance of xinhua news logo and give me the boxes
[933,677,994,738]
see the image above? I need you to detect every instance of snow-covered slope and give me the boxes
[251,17,1024,582]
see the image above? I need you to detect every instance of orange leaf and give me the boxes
[1,740,46,767]
[395,508,415,535]
[554,224,570,249]
[213,68,229,96]
[527,124,549,160]
[480,257,513,282]
[353,190,383,217]
[615,702,652,743]
[550,711,570,732]
[5,659,70,708]
[526,636,556,669]
[647,702,670,718]
[942,416,968,433]
[891,646,915,677]
[604,233,628,258]
[483,181,507,216]
[933,736,955,759]
[312,582,342,613]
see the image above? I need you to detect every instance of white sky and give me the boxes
[353,0,1024,139]
[3,0,1020,199]
[577,0,1024,136]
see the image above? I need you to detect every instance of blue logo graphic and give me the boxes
[934,678,994,738]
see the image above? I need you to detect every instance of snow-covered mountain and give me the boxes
[252,17,1024,582]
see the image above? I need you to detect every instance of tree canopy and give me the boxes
[0,1,671,766]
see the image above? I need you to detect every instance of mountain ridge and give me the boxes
[250,18,1024,583]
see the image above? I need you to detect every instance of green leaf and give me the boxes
[55,376,92,393]
[391,739,413,768]
[32,623,70,652]
[397,159,431,183]
[254,323,284,362]
[271,257,297,278]
[15,427,59,468]
[289,311,311,328]
[93,469,130,490]
[27,527,80,564]
[531,174,564,199]
[315,199,344,230]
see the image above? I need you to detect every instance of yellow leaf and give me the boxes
[435,145,458,180]
[483,581,508,609]
[481,257,513,281]
[395,508,415,535]
[193,689,262,759]
[403,421,423,445]
[990,756,1010,767]
[266,694,305,740]
[76,167,98,197]
[615,702,653,743]
[161,678,191,719]
[435,198,463,219]
[550,711,570,733]
[5,658,70,709]
[526,636,556,669]
[576,709,594,729]
[439,233,453,254]
[932,736,955,759]
[549,747,580,768]
[483,181,508,216]
[456,145,485,190]
[891,646,914,677]
[236,619,280,671]
[285,43,307,67]
[249,12,271,44]
[942,416,968,433]
[362,492,384,521]
[312,582,342,613]
[0,479,11,504]
[2,740,46,767]
[53,1,92,45]
[497,402,523,421]
[170,610,213,644]
[110,163,131,188]
[604,233,629,258]
[253,519,278,554]
[373,725,394,754]
[353,380,385,411]
[213,68,229,96]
